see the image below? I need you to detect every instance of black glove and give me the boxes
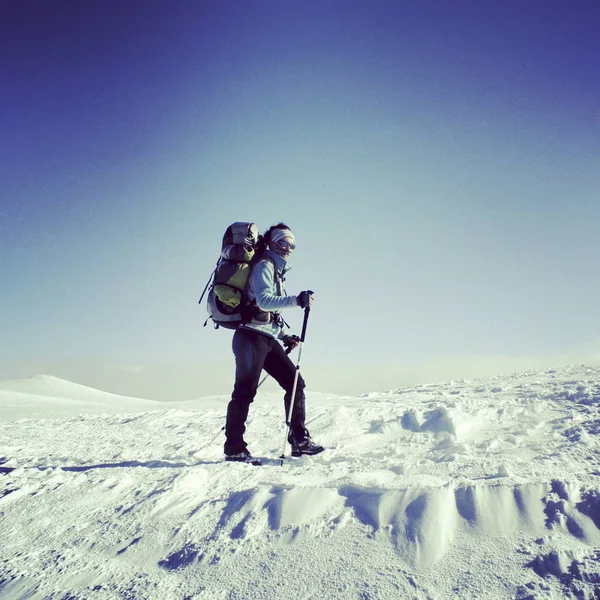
[297,290,314,308]
[282,334,300,350]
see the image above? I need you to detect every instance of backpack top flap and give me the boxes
[223,222,259,250]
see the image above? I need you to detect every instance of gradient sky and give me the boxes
[1,1,599,399]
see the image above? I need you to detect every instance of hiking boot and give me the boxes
[288,430,324,457]
[224,450,260,464]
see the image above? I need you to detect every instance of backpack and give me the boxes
[199,222,264,329]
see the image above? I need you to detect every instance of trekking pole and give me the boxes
[198,260,219,304]
[279,293,313,465]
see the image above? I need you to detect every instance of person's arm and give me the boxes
[252,260,298,312]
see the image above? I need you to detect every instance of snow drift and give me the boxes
[2,366,600,599]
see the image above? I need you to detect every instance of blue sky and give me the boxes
[1,1,599,399]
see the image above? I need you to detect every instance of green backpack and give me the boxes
[200,222,262,329]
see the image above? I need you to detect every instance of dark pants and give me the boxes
[224,328,306,455]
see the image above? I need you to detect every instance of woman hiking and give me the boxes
[224,223,324,463]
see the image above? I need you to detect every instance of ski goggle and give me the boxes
[276,239,296,251]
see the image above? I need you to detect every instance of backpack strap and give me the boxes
[198,259,219,304]
[241,256,286,327]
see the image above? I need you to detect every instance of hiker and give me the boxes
[224,223,324,462]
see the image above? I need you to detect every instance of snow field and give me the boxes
[1,365,600,598]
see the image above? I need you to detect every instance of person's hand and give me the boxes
[282,334,300,350]
[297,290,314,308]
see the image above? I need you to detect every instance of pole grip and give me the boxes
[299,290,313,342]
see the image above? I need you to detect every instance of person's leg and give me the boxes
[224,330,270,455]
[263,342,306,439]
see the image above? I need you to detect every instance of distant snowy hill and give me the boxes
[2,365,600,599]
[0,375,162,422]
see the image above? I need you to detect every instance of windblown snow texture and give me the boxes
[2,366,600,599]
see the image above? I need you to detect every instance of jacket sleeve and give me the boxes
[251,260,298,312]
